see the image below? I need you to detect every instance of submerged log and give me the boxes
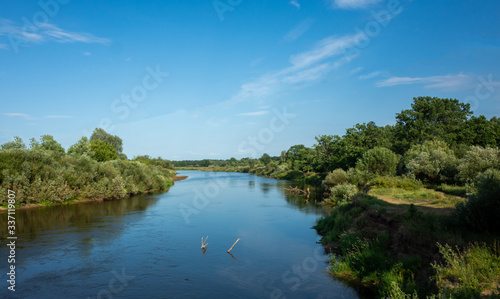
[285,187,310,196]
[201,236,209,249]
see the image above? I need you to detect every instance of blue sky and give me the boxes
[1,0,499,160]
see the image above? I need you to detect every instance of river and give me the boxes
[0,171,361,298]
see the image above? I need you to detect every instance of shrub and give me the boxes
[405,140,457,184]
[457,146,500,183]
[456,169,500,232]
[356,147,399,176]
[433,243,500,298]
[329,183,358,203]
[323,168,349,189]
[369,176,423,191]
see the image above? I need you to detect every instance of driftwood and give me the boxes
[227,238,240,253]
[201,236,209,249]
[285,187,310,196]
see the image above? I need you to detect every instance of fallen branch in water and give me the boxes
[227,238,240,253]
[201,236,209,249]
[285,187,310,196]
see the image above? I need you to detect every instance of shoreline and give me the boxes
[0,175,188,212]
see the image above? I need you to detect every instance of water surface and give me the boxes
[1,171,360,298]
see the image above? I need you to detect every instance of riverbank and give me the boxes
[314,190,500,298]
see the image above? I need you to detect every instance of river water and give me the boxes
[0,171,361,298]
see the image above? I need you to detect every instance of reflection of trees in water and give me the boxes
[278,182,328,215]
[259,182,272,194]
[0,195,159,239]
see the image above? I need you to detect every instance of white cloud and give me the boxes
[2,113,33,119]
[0,19,110,49]
[239,111,270,116]
[350,67,363,75]
[358,71,381,80]
[229,33,363,104]
[83,51,91,56]
[376,73,479,91]
[289,0,300,9]
[45,115,74,119]
[331,0,382,9]
[283,18,314,42]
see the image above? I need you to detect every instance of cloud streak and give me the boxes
[331,0,382,9]
[283,18,314,42]
[0,19,110,50]
[228,33,363,104]
[376,73,478,90]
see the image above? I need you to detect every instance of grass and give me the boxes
[369,187,465,209]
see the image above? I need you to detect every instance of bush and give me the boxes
[433,243,500,298]
[405,140,457,184]
[323,168,349,189]
[356,147,400,176]
[328,183,358,204]
[457,146,500,183]
[456,169,500,232]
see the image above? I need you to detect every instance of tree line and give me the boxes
[0,128,174,206]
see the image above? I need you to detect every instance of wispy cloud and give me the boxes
[0,19,110,50]
[45,115,74,119]
[330,0,383,9]
[83,51,91,56]
[350,66,363,75]
[289,0,300,9]
[229,33,363,103]
[2,112,33,119]
[239,111,270,116]
[283,18,314,42]
[376,73,479,90]
[359,71,381,80]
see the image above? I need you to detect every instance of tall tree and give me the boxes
[90,128,123,154]
[394,97,472,154]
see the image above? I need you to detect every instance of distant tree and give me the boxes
[1,136,26,150]
[356,147,399,176]
[90,128,123,154]
[458,116,497,147]
[394,97,472,154]
[457,146,500,183]
[90,140,118,162]
[260,153,272,165]
[32,135,65,155]
[312,135,343,172]
[68,137,94,157]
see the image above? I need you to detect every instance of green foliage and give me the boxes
[457,146,500,183]
[326,183,358,205]
[356,147,399,176]
[1,136,26,150]
[259,153,272,165]
[394,96,472,153]
[433,243,500,298]
[405,140,457,184]
[323,168,349,189]
[68,136,94,158]
[90,140,118,162]
[31,135,65,156]
[90,128,123,154]
[456,169,500,232]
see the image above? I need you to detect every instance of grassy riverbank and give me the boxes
[314,182,500,298]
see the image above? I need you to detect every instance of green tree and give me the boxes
[259,153,272,165]
[458,115,497,147]
[356,147,399,176]
[32,135,65,155]
[1,136,26,150]
[405,140,457,183]
[90,128,123,154]
[457,146,500,183]
[90,140,118,162]
[68,137,94,158]
[394,97,472,154]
